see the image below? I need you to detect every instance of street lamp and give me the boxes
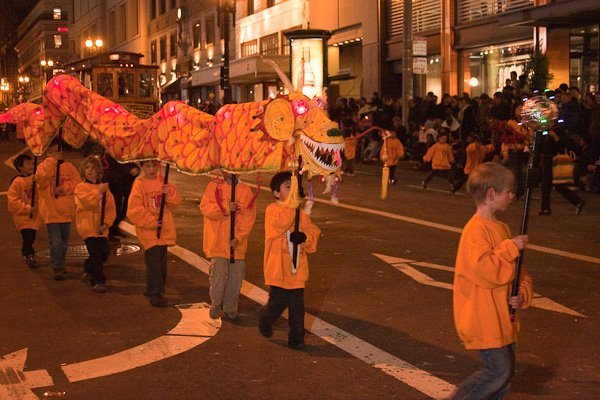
[85,38,104,55]
[17,75,30,103]
[40,59,55,83]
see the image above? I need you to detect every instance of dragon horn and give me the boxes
[297,56,305,93]
[263,59,294,94]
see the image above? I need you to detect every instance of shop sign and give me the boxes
[413,37,427,57]
[413,57,428,74]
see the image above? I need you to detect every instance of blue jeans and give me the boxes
[47,223,71,271]
[450,344,515,400]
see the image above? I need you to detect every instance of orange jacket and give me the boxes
[200,178,256,259]
[423,142,454,170]
[464,142,493,175]
[127,175,181,250]
[74,182,117,239]
[381,137,405,167]
[344,137,357,160]
[453,214,533,350]
[7,175,42,231]
[35,157,81,224]
[263,202,321,289]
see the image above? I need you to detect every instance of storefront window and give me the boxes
[468,41,532,97]
[570,25,599,93]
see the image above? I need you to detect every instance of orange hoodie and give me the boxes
[453,214,533,350]
[35,157,81,224]
[381,137,405,167]
[127,175,181,250]
[464,142,493,175]
[74,182,117,239]
[344,136,357,160]
[423,142,454,170]
[263,202,321,289]
[200,178,256,259]
[7,175,42,231]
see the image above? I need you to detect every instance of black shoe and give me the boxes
[575,200,585,215]
[538,209,552,216]
[54,270,66,281]
[421,180,427,190]
[149,295,168,307]
[259,324,273,338]
[288,340,306,350]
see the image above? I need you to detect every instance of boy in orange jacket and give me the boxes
[450,162,533,400]
[36,139,82,280]
[7,154,42,268]
[200,172,256,320]
[74,156,117,293]
[422,131,454,190]
[381,130,405,185]
[259,171,321,349]
[127,160,181,307]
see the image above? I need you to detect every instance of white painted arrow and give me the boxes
[62,302,221,382]
[373,253,586,317]
[0,348,53,400]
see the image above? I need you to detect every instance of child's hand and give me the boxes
[162,184,169,195]
[290,231,307,245]
[230,238,238,248]
[512,235,528,250]
[98,183,109,193]
[508,293,525,309]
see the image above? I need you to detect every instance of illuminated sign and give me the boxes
[290,38,324,98]
[57,27,68,32]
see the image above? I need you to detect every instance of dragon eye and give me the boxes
[293,100,309,116]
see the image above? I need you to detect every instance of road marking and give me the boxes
[3,147,27,169]
[373,253,586,317]
[243,181,600,265]
[0,349,53,400]
[61,302,221,382]
[120,222,455,400]
[0,191,7,196]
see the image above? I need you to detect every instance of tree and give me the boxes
[524,42,554,92]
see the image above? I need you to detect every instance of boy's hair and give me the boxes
[467,162,515,205]
[438,131,448,139]
[80,156,103,181]
[270,171,292,193]
[13,154,32,171]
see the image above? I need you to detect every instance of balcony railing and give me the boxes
[457,0,534,24]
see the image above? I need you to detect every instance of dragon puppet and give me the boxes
[0,61,344,188]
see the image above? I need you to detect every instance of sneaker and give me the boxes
[390,179,397,185]
[538,209,552,216]
[224,312,239,321]
[345,172,355,177]
[149,295,168,307]
[421,180,427,190]
[54,269,66,281]
[81,272,92,285]
[259,324,273,338]
[92,283,107,293]
[24,256,38,269]
[209,307,221,319]
[575,200,585,215]
[288,340,306,350]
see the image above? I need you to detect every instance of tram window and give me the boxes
[98,73,114,97]
[118,73,135,97]
[139,73,153,97]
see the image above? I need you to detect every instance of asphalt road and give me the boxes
[1,140,599,400]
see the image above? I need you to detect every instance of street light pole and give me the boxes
[401,0,413,128]
[218,0,234,104]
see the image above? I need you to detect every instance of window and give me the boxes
[139,72,154,97]
[170,33,177,57]
[267,0,275,7]
[107,11,116,47]
[170,0,176,9]
[206,16,214,45]
[118,73,134,97]
[129,0,139,37]
[260,33,278,55]
[98,73,114,97]
[54,35,63,49]
[151,40,157,64]
[160,36,167,61]
[150,0,156,19]
[241,40,258,57]
[193,23,201,48]
[118,4,127,43]
[53,7,62,20]
[247,0,254,16]
[159,0,166,15]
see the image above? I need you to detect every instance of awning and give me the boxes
[161,78,181,93]
[499,0,600,28]
[190,55,290,87]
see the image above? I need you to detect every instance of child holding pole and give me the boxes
[7,154,42,268]
[74,156,116,293]
[259,171,321,350]
[127,160,181,307]
[200,172,256,320]
[449,162,533,400]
